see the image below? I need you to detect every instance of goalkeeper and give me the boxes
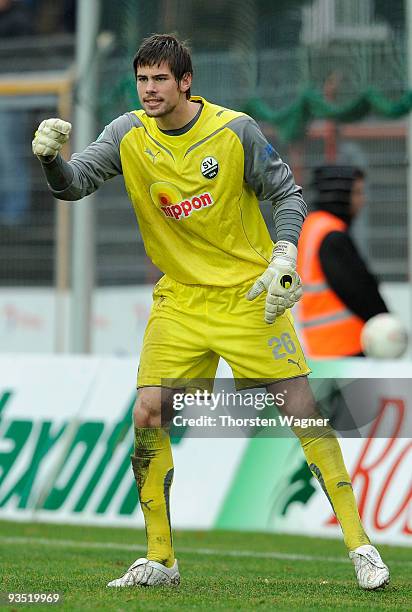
[32,34,389,591]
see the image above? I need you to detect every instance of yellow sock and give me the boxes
[293,422,370,551]
[131,427,175,567]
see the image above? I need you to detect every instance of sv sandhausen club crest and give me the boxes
[201,156,219,179]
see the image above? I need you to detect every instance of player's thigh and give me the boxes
[138,279,219,389]
[216,295,310,384]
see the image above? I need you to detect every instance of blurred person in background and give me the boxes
[62,0,75,32]
[30,0,75,35]
[32,35,390,592]
[0,0,32,36]
[0,0,32,225]
[297,165,388,358]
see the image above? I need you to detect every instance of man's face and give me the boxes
[350,177,366,217]
[136,61,191,118]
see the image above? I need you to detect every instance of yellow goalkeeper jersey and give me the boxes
[53,96,305,286]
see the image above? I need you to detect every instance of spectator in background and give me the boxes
[0,0,32,36]
[30,0,75,35]
[297,165,388,357]
[63,0,75,32]
[0,0,32,225]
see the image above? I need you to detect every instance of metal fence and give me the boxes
[298,124,408,281]
[0,36,409,286]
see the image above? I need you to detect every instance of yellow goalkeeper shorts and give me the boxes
[137,275,310,389]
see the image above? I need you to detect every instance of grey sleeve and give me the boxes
[229,116,307,246]
[40,113,135,201]
[272,208,304,246]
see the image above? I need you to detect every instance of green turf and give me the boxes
[0,520,410,611]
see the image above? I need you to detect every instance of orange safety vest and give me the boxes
[297,210,364,357]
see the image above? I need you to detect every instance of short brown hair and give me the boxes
[133,34,193,99]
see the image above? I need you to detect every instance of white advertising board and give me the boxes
[0,355,410,544]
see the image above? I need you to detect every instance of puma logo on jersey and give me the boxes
[161,192,214,220]
[145,147,160,163]
[287,358,302,371]
[140,498,154,510]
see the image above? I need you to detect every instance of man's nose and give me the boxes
[146,79,158,92]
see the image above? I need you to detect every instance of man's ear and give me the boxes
[179,72,192,94]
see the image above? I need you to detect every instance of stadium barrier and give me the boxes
[0,354,410,546]
[0,283,409,355]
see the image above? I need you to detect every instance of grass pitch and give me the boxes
[0,520,411,611]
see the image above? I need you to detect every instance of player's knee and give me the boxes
[267,375,317,418]
[133,388,162,428]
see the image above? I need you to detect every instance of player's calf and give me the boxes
[130,387,177,571]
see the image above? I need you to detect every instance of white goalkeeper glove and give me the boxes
[32,118,72,162]
[246,240,303,324]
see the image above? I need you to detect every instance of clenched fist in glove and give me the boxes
[32,118,72,162]
[246,240,303,324]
